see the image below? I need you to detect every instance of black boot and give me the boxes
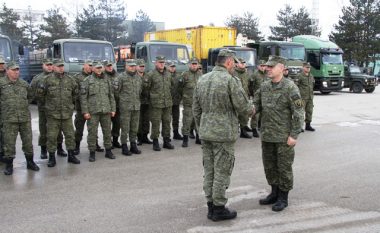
[122,144,132,156]
[195,133,202,145]
[130,142,141,154]
[96,142,105,152]
[89,151,96,162]
[259,185,278,205]
[272,189,289,212]
[252,128,259,138]
[305,122,315,131]
[26,156,40,171]
[244,126,253,132]
[142,134,153,144]
[47,152,56,167]
[112,136,122,148]
[40,146,48,159]
[240,127,252,139]
[207,202,213,220]
[68,150,80,164]
[211,205,237,221]
[182,135,189,147]
[73,141,80,155]
[137,134,143,145]
[163,137,174,149]
[189,130,195,139]
[57,143,68,157]
[173,129,183,140]
[105,149,115,159]
[3,158,14,175]
[153,139,161,151]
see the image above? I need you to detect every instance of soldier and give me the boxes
[296,62,315,131]
[116,59,142,155]
[39,59,81,167]
[168,62,183,141]
[136,59,152,145]
[253,56,304,212]
[0,61,40,175]
[80,61,116,162]
[235,58,252,139]
[283,66,290,78]
[30,58,66,159]
[104,61,122,148]
[193,49,254,221]
[0,56,6,161]
[179,57,201,147]
[146,56,175,151]
[0,57,6,78]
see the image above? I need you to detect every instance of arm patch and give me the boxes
[291,94,303,107]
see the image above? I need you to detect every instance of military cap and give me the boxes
[125,59,137,66]
[258,60,266,65]
[303,62,311,68]
[136,59,145,66]
[102,60,113,66]
[190,57,199,64]
[84,59,93,65]
[217,49,239,62]
[237,57,246,63]
[0,56,5,64]
[93,61,103,68]
[6,61,20,69]
[53,59,64,66]
[156,56,166,62]
[43,58,53,65]
[265,56,286,67]
[167,61,176,67]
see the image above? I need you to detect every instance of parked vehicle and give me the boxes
[343,65,377,93]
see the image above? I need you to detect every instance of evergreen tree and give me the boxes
[225,11,263,41]
[269,4,294,41]
[0,3,23,41]
[128,10,155,43]
[97,0,127,44]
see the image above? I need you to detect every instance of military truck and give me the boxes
[292,35,344,94]
[343,65,377,93]
[0,34,23,62]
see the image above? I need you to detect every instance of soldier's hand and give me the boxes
[287,136,297,146]
[110,112,116,117]
[84,113,91,120]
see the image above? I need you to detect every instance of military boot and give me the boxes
[305,123,315,132]
[142,134,153,144]
[40,146,48,159]
[244,126,253,132]
[272,189,289,212]
[130,142,141,154]
[26,156,40,171]
[211,205,237,221]
[112,136,122,148]
[195,133,202,145]
[182,135,189,148]
[153,139,161,151]
[47,152,56,167]
[96,141,105,152]
[173,129,183,140]
[207,202,213,220]
[240,127,252,139]
[189,130,195,139]
[163,137,174,149]
[68,150,80,164]
[3,158,14,175]
[57,143,68,157]
[252,128,259,138]
[73,141,80,155]
[105,149,115,159]
[122,144,132,156]
[89,151,96,162]
[259,185,278,205]
[137,134,143,145]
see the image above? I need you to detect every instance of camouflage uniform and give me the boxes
[296,71,314,124]
[170,69,181,132]
[0,58,6,158]
[250,69,269,129]
[137,60,151,141]
[234,66,251,130]
[104,66,121,141]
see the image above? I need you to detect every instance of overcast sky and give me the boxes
[6,0,350,39]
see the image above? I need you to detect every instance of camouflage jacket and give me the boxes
[0,70,6,78]
[234,67,250,96]
[0,77,31,123]
[30,71,51,107]
[105,70,120,108]
[73,70,92,111]
[193,65,253,142]
[117,71,142,111]
[179,69,201,106]
[253,77,304,143]
[138,72,150,105]
[38,72,78,120]
[170,71,182,106]
[146,68,173,108]
[250,69,268,97]
[296,72,314,100]
[80,73,116,114]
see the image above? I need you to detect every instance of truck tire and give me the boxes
[320,91,331,95]
[365,87,375,93]
[352,82,363,93]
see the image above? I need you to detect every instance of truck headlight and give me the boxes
[323,81,328,87]
[341,81,344,86]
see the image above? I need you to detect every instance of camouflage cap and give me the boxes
[258,60,266,66]
[237,57,246,63]
[43,58,53,65]
[6,61,20,69]
[136,59,145,66]
[190,57,199,64]
[102,60,113,66]
[53,59,64,66]
[125,59,137,66]
[167,61,176,67]
[93,61,103,68]
[217,49,239,62]
[303,62,311,68]
[84,59,93,65]
[265,56,286,67]
[0,56,5,64]
[156,56,166,62]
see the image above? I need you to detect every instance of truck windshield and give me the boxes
[63,42,115,63]
[280,45,305,60]
[321,53,343,65]
[150,44,189,64]
[0,38,12,62]
[349,66,361,73]
[235,50,255,66]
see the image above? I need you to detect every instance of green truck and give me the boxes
[292,35,344,94]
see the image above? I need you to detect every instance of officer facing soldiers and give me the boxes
[81,61,116,162]
[179,57,201,147]
[38,59,81,167]
[0,61,40,175]
[30,58,66,159]
[168,62,183,141]
[193,49,254,221]
[146,56,175,151]
[296,62,316,131]
[253,56,304,212]
[116,59,142,155]
[136,59,152,145]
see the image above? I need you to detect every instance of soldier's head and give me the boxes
[6,61,20,81]
[83,59,93,74]
[283,66,289,76]
[236,58,246,69]
[265,56,286,82]
[155,55,166,72]
[167,61,176,73]
[42,58,54,73]
[258,60,266,72]
[0,56,5,71]
[103,60,114,73]
[302,62,311,75]
[125,59,137,73]
[217,49,239,74]
[93,61,104,76]
[136,59,145,74]
[53,59,65,74]
[189,57,199,72]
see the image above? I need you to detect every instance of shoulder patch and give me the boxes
[294,99,303,108]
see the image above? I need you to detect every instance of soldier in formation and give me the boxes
[168,62,183,141]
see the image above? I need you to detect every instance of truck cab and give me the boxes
[344,65,377,93]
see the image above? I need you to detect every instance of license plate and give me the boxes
[331,81,338,85]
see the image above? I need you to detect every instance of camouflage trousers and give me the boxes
[150,107,172,139]
[202,140,235,206]
[238,112,249,128]
[172,104,180,130]
[87,113,112,152]
[2,121,33,159]
[0,123,3,155]
[47,117,75,153]
[250,113,260,129]
[138,104,150,136]
[303,99,314,123]
[38,107,63,146]
[112,108,121,138]
[181,105,194,136]
[120,110,140,144]
[74,111,86,143]
[261,141,295,191]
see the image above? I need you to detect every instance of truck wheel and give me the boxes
[352,82,363,93]
[365,87,375,93]
[320,91,331,95]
